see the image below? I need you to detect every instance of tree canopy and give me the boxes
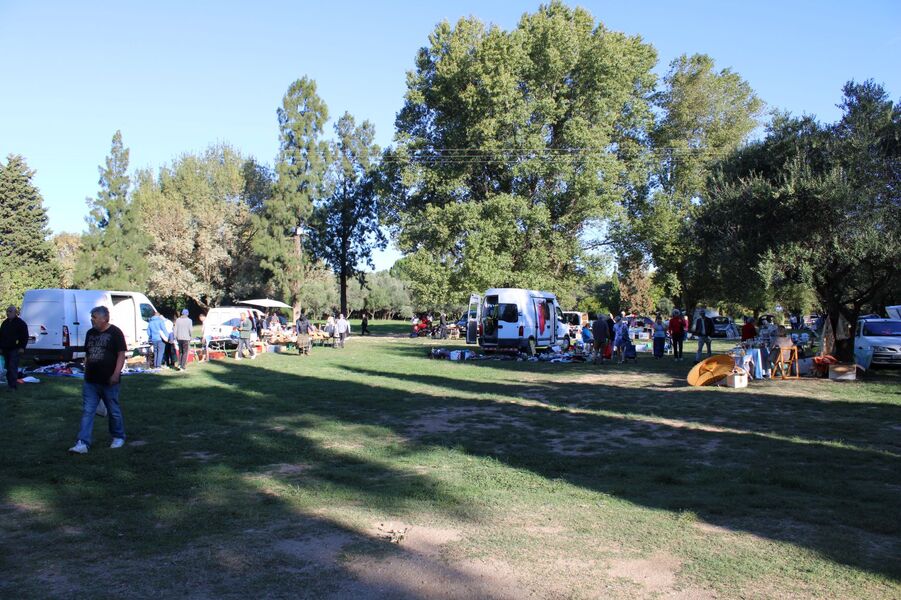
[697,80,900,359]
[384,1,657,306]
[0,154,59,308]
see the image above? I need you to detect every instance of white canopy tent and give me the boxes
[238,298,292,309]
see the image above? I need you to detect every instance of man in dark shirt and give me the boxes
[361,312,370,336]
[0,305,29,391]
[591,317,609,364]
[69,306,128,454]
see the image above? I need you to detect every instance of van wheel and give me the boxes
[527,337,537,356]
[559,335,570,352]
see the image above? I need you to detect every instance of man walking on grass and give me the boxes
[1,305,28,392]
[236,312,255,360]
[69,306,127,454]
[174,309,193,370]
[694,307,715,363]
[591,316,609,364]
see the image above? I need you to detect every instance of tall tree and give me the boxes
[52,232,82,288]
[384,2,657,306]
[131,144,260,308]
[255,77,330,312]
[310,113,385,315]
[697,81,900,361]
[74,131,149,289]
[614,54,763,308]
[0,154,60,307]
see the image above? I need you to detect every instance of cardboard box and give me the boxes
[829,363,857,381]
[726,369,748,388]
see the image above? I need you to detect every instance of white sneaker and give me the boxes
[251,354,257,360]
[68,440,88,454]
[110,438,125,449]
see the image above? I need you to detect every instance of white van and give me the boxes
[202,306,264,341]
[21,289,157,362]
[466,288,570,354]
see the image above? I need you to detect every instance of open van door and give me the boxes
[532,297,553,347]
[466,294,481,344]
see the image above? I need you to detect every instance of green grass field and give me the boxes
[2,323,899,598]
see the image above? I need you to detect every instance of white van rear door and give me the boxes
[110,294,137,348]
[21,298,63,349]
[466,294,481,344]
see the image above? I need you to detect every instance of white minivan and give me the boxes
[466,288,570,354]
[201,306,264,342]
[21,289,157,362]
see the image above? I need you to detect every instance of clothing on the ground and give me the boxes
[84,325,128,385]
[174,316,193,341]
[0,316,28,351]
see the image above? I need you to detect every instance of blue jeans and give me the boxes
[78,382,125,446]
[153,340,166,368]
[695,336,712,361]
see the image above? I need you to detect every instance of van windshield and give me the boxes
[862,322,901,337]
[483,297,518,323]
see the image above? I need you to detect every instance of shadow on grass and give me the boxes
[2,351,900,595]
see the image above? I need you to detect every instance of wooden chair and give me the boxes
[773,346,800,379]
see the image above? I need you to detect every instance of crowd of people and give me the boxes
[575,308,810,366]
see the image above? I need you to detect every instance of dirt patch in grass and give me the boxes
[408,405,537,437]
[180,450,219,462]
[606,552,682,594]
[275,530,356,569]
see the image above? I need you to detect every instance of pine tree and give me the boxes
[310,112,385,316]
[74,131,149,290]
[0,154,60,307]
[255,77,330,310]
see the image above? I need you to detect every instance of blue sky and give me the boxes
[1,1,899,270]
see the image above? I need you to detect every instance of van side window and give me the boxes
[498,304,518,322]
[140,304,155,322]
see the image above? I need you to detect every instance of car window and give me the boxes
[862,322,901,337]
[140,303,155,322]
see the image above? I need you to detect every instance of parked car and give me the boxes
[855,318,901,367]
[711,316,736,338]
[21,288,157,362]
[202,307,264,342]
[466,288,569,354]
[561,311,588,339]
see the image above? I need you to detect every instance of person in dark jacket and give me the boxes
[591,317,609,364]
[0,306,29,391]
[693,307,715,362]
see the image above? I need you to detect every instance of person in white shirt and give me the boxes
[335,314,350,348]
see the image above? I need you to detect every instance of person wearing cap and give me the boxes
[0,305,29,391]
[174,309,193,370]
